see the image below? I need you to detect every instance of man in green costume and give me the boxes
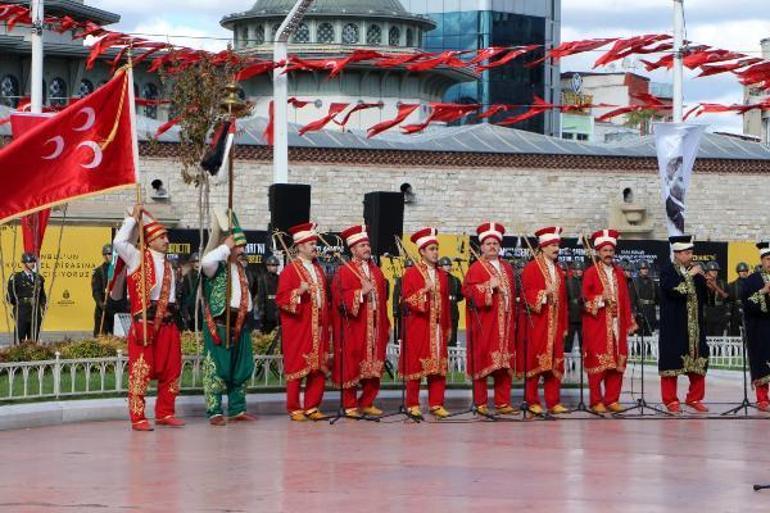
[200,209,256,426]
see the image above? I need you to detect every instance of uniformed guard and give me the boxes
[439,256,464,347]
[565,259,584,354]
[741,244,770,411]
[6,252,46,343]
[703,260,729,337]
[91,244,117,336]
[255,255,280,334]
[180,252,200,331]
[727,262,750,336]
[632,261,659,336]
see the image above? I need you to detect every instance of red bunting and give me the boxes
[735,61,770,87]
[528,38,617,67]
[263,100,274,146]
[683,49,744,70]
[468,47,509,65]
[375,53,429,67]
[406,50,469,72]
[298,103,349,136]
[476,104,510,119]
[496,96,552,126]
[0,5,32,32]
[476,45,539,71]
[236,59,280,81]
[154,115,183,138]
[593,34,670,68]
[335,102,381,129]
[697,58,762,77]
[367,104,420,138]
[401,103,480,134]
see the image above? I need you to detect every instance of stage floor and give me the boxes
[1,409,770,513]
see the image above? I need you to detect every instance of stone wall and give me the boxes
[76,155,770,241]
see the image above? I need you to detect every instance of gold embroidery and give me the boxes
[128,354,151,417]
[168,378,180,395]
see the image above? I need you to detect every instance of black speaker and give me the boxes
[363,191,404,257]
[269,183,311,241]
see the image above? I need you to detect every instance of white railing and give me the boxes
[0,337,746,402]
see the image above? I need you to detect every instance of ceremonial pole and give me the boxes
[672,0,685,122]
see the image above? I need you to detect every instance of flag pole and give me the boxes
[30,0,43,114]
[672,0,685,122]
[126,49,148,345]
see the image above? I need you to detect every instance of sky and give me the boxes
[99,0,769,135]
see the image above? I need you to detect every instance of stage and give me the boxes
[1,406,769,512]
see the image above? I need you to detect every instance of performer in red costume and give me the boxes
[581,229,636,414]
[519,226,569,415]
[331,224,390,417]
[462,222,517,416]
[276,222,331,422]
[113,205,184,431]
[400,227,452,419]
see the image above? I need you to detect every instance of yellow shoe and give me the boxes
[528,404,544,415]
[607,402,624,413]
[305,408,326,421]
[430,406,450,418]
[496,404,519,415]
[591,403,607,414]
[476,404,490,416]
[407,406,423,419]
[361,406,383,416]
[290,410,307,422]
[549,404,570,415]
[345,408,362,418]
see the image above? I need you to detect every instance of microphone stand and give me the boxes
[613,274,671,417]
[720,310,760,416]
[329,268,380,424]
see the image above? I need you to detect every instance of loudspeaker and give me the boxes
[269,183,311,242]
[363,191,404,257]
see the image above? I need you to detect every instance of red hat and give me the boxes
[410,227,439,251]
[591,229,620,250]
[340,224,369,248]
[141,210,167,244]
[289,222,318,245]
[535,226,562,248]
[476,222,505,243]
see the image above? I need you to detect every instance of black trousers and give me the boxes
[14,309,42,343]
[93,306,115,336]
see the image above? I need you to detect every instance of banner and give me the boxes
[653,123,706,236]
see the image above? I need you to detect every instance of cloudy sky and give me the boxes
[99,0,768,134]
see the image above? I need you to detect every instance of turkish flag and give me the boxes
[366,103,420,138]
[0,68,137,224]
[298,102,349,136]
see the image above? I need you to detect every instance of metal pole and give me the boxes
[271,0,315,184]
[672,0,684,123]
[30,0,44,114]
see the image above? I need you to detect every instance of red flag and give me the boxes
[288,97,314,108]
[375,53,427,67]
[593,34,670,68]
[154,115,183,138]
[334,102,381,129]
[683,49,743,70]
[595,105,641,122]
[0,69,137,224]
[0,5,32,32]
[367,103,420,138]
[735,61,770,87]
[469,47,509,65]
[263,100,274,146]
[476,45,539,71]
[298,102,349,136]
[697,58,762,77]
[496,96,552,126]
[401,103,480,134]
[406,50,468,72]
[236,59,279,81]
[86,32,131,69]
[476,104,509,120]
[527,38,616,67]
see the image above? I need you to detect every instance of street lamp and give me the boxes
[273,0,315,184]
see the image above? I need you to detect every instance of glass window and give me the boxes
[342,23,359,45]
[254,25,265,45]
[77,79,94,98]
[458,11,477,34]
[49,77,67,106]
[317,22,335,44]
[442,12,461,35]
[142,83,159,119]
[405,28,414,47]
[292,23,310,43]
[0,74,20,107]
[366,24,382,45]
[388,26,400,46]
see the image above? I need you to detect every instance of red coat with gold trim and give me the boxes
[581,263,634,375]
[399,262,451,380]
[462,259,516,379]
[276,259,331,381]
[331,259,391,388]
[517,256,568,379]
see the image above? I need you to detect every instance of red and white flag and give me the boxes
[0,68,137,224]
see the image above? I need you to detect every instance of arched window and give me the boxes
[254,24,265,45]
[49,77,67,106]
[406,28,414,47]
[388,26,401,46]
[292,22,310,43]
[342,23,360,45]
[0,74,20,107]
[77,79,94,98]
[366,24,382,45]
[317,22,335,44]
[240,26,249,46]
[142,82,159,119]
[271,23,281,41]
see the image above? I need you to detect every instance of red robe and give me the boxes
[276,259,331,381]
[331,259,391,388]
[581,263,634,375]
[399,262,451,380]
[462,259,516,379]
[517,255,568,379]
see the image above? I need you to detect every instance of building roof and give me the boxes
[5,1,120,25]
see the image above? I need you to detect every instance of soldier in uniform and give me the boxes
[741,244,770,411]
[179,252,200,331]
[632,261,659,336]
[727,262,750,336]
[92,244,114,336]
[703,261,729,337]
[439,256,463,347]
[565,260,584,355]
[6,252,46,343]
[255,255,280,334]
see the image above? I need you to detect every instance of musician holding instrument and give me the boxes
[658,235,709,414]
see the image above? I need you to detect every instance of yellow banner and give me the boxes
[0,224,112,334]
[727,241,760,282]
